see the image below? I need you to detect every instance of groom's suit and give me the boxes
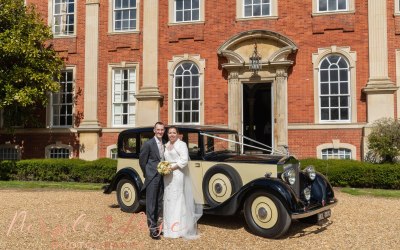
[139,137,164,234]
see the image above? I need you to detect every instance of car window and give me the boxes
[140,132,154,147]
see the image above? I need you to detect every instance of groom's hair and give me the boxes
[154,121,164,128]
[167,125,179,134]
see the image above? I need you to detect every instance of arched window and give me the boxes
[173,62,200,124]
[319,55,350,122]
[321,148,352,159]
[45,143,73,159]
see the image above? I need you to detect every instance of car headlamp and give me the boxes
[304,165,316,181]
[282,169,296,185]
[303,187,311,201]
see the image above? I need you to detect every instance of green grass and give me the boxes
[340,187,400,198]
[0,181,104,190]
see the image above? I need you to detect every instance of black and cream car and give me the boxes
[103,125,337,238]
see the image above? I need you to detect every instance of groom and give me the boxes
[139,121,165,240]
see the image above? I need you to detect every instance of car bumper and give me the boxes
[291,198,338,219]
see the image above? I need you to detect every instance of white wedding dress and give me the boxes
[163,139,202,239]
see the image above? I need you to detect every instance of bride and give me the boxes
[162,126,202,239]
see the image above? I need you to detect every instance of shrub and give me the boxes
[367,118,400,163]
[0,160,16,180]
[300,158,400,189]
[2,158,116,183]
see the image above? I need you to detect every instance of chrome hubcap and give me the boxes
[258,207,268,220]
[124,190,130,199]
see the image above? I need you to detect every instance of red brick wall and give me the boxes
[17,1,398,160]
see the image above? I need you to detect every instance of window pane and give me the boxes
[320,70,329,82]
[253,5,261,16]
[192,10,199,21]
[330,83,338,94]
[328,0,336,11]
[262,4,270,15]
[340,96,348,107]
[338,0,347,10]
[331,108,339,120]
[330,70,338,81]
[176,0,183,10]
[340,108,349,120]
[339,69,348,81]
[321,109,329,120]
[193,0,199,8]
[244,6,252,16]
[319,0,327,11]
[340,82,349,94]
[330,97,339,107]
[176,11,183,21]
[321,97,329,107]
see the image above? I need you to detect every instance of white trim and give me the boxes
[45,142,73,158]
[0,144,22,160]
[169,0,205,24]
[108,0,140,33]
[316,140,356,159]
[107,62,139,128]
[49,0,77,37]
[167,54,205,125]
[236,0,278,20]
[106,144,118,159]
[312,46,357,124]
[312,0,355,16]
[47,66,76,128]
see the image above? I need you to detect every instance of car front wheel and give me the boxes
[244,191,291,238]
[116,178,141,213]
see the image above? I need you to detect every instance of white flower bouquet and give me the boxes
[157,161,172,175]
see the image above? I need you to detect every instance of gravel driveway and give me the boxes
[0,188,399,249]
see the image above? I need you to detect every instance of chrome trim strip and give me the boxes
[291,199,338,219]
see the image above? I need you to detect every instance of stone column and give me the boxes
[363,0,397,123]
[135,0,163,126]
[228,71,241,132]
[275,69,288,153]
[228,71,241,150]
[78,0,101,160]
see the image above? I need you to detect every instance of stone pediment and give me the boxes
[217,30,297,69]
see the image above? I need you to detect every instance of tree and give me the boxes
[0,0,63,128]
[367,118,400,163]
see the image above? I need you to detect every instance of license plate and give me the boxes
[317,209,331,221]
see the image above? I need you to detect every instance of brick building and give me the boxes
[1,0,399,161]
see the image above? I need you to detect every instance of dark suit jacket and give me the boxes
[139,137,163,190]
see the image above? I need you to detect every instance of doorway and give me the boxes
[242,83,273,153]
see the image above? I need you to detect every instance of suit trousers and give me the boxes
[145,174,164,233]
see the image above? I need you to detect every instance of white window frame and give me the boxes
[312,0,354,16]
[318,55,351,123]
[168,0,205,24]
[109,0,139,33]
[236,0,277,20]
[317,140,356,160]
[312,46,357,124]
[49,68,75,128]
[107,144,118,159]
[45,142,73,159]
[49,0,76,36]
[0,144,21,160]
[107,62,139,128]
[173,62,201,124]
[395,0,400,15]
[168,54,205,125]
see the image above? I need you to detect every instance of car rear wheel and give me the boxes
[202,165,242,207]
[116,178,142,213]
[244,191,291,238]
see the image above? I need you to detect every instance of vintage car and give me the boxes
[103,125,337,238]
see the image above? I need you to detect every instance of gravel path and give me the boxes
[0,188,399,250]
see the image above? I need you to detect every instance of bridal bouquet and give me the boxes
[157,161,172,175]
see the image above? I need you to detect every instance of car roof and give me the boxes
[119,125,238,134]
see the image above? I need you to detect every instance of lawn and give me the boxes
[0,181,104,190]
[340,187,400,198]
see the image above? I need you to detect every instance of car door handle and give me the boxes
[194,163,200,167]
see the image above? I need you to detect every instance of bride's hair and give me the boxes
[167,125,179,134]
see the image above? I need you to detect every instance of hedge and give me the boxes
[0,158,116,183]
[1,158,399,189]
[300,159,400,190]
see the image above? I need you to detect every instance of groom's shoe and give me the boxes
[150,231,161,240]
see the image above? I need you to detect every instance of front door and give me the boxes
[242,83,273,153]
